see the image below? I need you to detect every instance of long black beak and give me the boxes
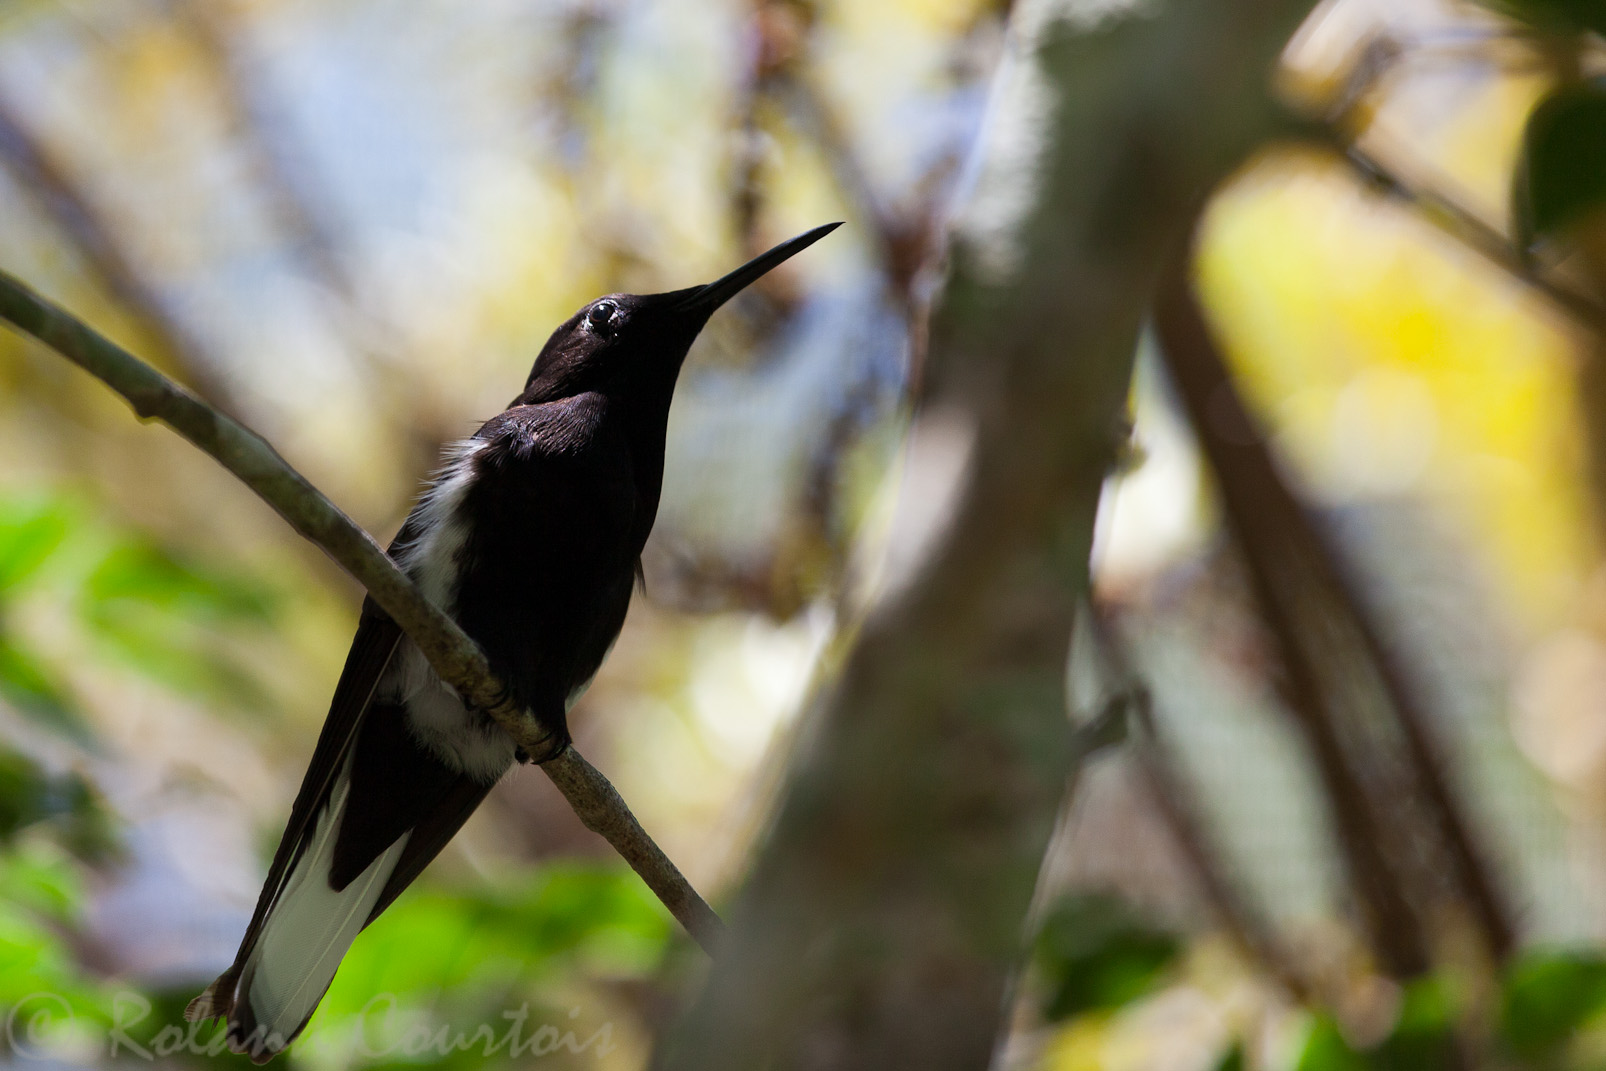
[675,222,842,313]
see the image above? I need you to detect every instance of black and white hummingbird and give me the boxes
[185,222,841,1061]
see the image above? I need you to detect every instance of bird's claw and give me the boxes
[518,730,569,765]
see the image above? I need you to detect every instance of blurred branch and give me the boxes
[699,0,954,618]
[1301,27,1606,661]
[1154,255,1515,970]
[1156,264,1428,974]
[1265,35,1574,965]
[780,74,951,317]
[1330,134,1606,334]
[0,92,248,418]
[660,0,1315,1064]
[1289,29,1606,334]
[1330,127,1606,541]
[0,267,723,956]
[1134,708,1317,999]
[169,0,464,469]
[171,0,353,300]
[1090,606,1314,1004]
[730,1,793,261]
[735,0,953,322]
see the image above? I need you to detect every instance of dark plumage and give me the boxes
[185,223,840,1061]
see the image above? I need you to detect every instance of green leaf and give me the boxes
[321,861,673,1017]
[78,539,276,706]
[0,749,54,841]
[1517,79,1606,246]
[1295,978,1457,1071]
[0,498,70,594]
[1373,977,1457,1071]
[1031,893,1181,1021]
[1213,1042,1247,1071]
[0,898,117,1049]
[0,637,88,740]
[1295,1017,1368,1071]
[0,750,115,860]
[81,540,273,622]
[0,838,83,921]
[82,609,273,709]
[475,860,675,967]
[1499,949,1606,1058]
[1484,0,1606,36]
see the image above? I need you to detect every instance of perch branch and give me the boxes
[0,266,724,954]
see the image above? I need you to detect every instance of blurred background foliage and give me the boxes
[2,0,1606,1067]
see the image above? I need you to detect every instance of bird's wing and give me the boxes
[187,472,459,1025]
[188,597,402,1020]
[365,763,496,924]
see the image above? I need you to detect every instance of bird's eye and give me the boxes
[586,301,617,334]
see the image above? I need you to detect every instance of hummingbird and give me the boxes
[185,223,841,1062]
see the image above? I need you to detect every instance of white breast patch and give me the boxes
[383,436,515,783]
[394,437,487,610]
[378,639,515,782]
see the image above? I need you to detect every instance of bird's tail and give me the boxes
[186,768,408,1064]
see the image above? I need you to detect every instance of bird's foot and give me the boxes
[517,729,570,765]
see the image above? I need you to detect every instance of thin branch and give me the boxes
[0,266,723,956]
[1281,25,1606,336]
[1088,606,1313,1004]
[1271,16,1606,337]
[777,70,953,314]
[1283,48,1598,953]
[1133,723,1317,1000]
[712,6,954,615]
[1155,254,1515,968]
[1155,264,1429,976]
[543,748,724,948]
[737,0,951,326]
[1332,134,1606,335]
[729,0,791,262]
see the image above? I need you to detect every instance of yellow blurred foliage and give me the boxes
[1198,147,1596,630]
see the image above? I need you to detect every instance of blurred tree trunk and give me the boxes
[659,1,1313,1068]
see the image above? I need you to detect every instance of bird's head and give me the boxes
[517,222,841,406]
